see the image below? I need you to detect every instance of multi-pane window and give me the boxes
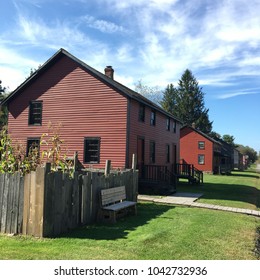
[198,141,205,150]
[27,138,40,156]
[150,110,156,126]
[150,141,156,163]
[166,117,170,131]
[139,104,145,122]
[198,154,205,165]
[29,101,42,125]
[84,137,100,164]
[166,144,170,163]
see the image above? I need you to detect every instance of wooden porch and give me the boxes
[174,163,203,184]
[138,163,203,194]
[138,164,177,195]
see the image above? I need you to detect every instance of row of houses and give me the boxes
[180,125,247,175]
[1,49,247,193]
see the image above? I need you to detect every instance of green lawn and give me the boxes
[0,169,260,260]
[178,169,260,210]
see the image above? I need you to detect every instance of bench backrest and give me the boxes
[100,186,126,206]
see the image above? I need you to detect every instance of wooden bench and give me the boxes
[98,186,137,223]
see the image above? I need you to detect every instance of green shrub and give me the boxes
[0,123,73,175]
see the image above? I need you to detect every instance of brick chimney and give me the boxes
[192,122,196,129]
[104,66,114,79]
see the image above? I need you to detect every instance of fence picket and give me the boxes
[43,172,55,237]
[10,173,20,234]
[0,174,4,232]
[17,176,24,234]
[34,167,45,237]
[53,172,62,236]
[1,174,9,233]
[81,174,89,224]
[22,173,30,235]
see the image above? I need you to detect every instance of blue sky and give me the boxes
[1,0,260,152]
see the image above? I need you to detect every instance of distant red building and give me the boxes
[2,49,181,177]
[180,125,222,173]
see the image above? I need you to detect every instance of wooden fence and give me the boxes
[0,172,24,234]
[0,162,138,237]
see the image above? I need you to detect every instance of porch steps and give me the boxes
[175,163,203,185]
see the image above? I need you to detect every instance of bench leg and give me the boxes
[133,204,137,216]
[99,204,137,223]
[98,209,117,223]
[129,205,137,216]
[111,211,116,223]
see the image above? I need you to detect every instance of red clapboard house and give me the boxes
[180,125,222,174]
[2,49,181,192]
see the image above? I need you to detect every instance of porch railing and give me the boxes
[175,163,203,184]
[138,163,203,186]
[138,164,176,185]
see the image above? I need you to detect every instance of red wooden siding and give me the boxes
[180,126,213,172]
[128,99,180,168]
[8,56,128,169]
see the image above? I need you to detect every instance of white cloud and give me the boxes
[80,15,128,34]
[217,89,260,100]
[116,45,134,63]
[0,47,39,90]
[16,14,90,50]
[0,13,111,90]
[0,66,27,92]
[2,0,260,94]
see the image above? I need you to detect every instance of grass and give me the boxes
[1,203,259,260]
[178,169,260,210]
[0,169,260,260]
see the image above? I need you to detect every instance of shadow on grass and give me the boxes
[229,172,260,179]
[60,202,174,240]
[177,170,260,208]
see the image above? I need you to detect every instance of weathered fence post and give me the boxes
[73,151,78,173]
[22,164,49,237]
[132,153,137,170]
[105,160,111,177]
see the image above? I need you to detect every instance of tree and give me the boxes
[222,134,236,147]
[0,81,8,128]
[26,65,42,79]
[0,80,6,94]
[160,69,213,133]
[237,145,258,164]
[160,83,177,115]
[135,80,162,105]
[208,131,221,140]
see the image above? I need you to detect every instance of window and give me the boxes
[166,117,170,131]
[150,110,156,126]
[166,144,170,163]
[29,101,42,125]
[198,154,205,165]
[149,141,156,163]
[173,120,177,133]
[198,141,205,150]
[27,138,40,156]
[139,104,145,122]
[84,137,100,164]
